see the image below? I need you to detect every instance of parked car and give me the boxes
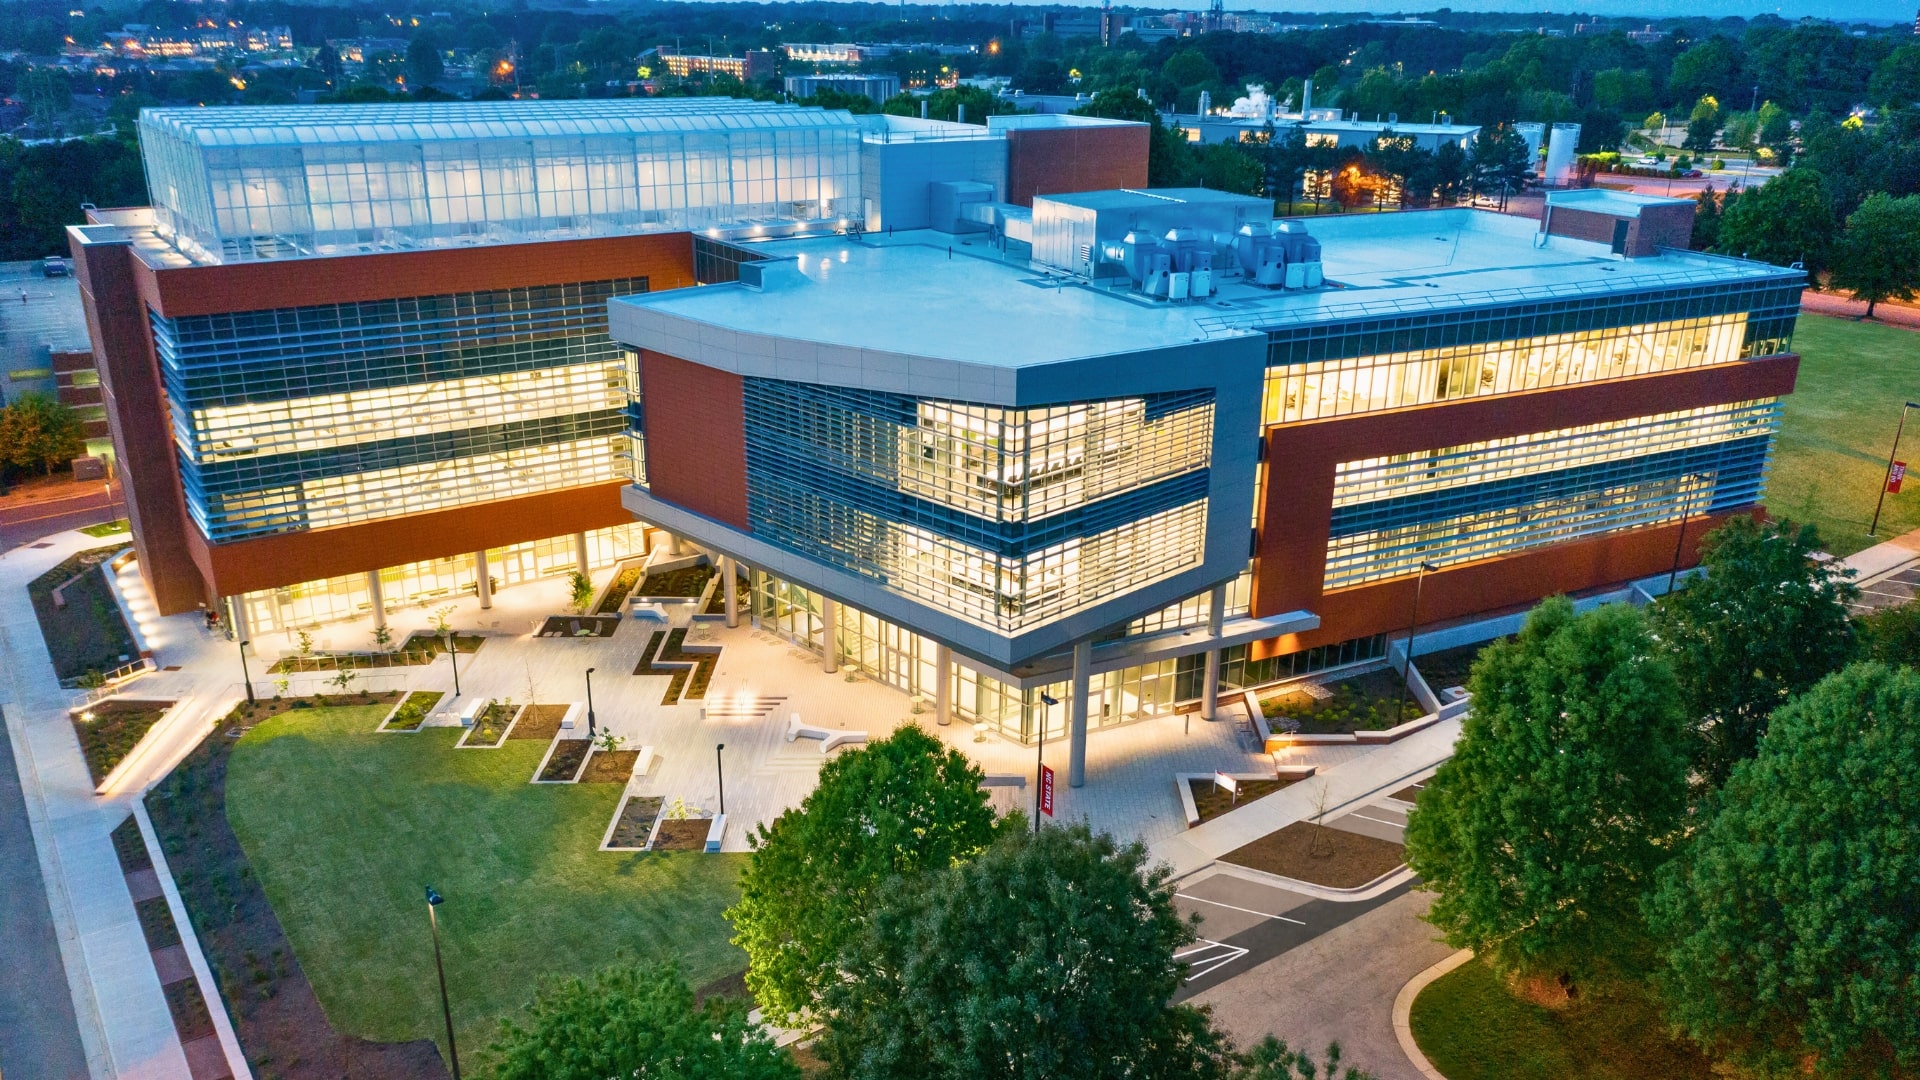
[41,256,69,277]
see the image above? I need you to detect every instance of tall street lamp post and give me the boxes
[585,667,597,739]
[1034,692,1059,832]
[424,886,462,1080]
[716,743,726,815]
[1870,402,1920,537]
[1396,562,1438,724]
[238,638,254,704]
[444,628,462,696]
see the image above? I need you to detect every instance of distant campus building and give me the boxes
[70,97,1801,777]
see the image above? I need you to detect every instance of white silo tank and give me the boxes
[1515,122,1546,175]
[1544,122,1580,186]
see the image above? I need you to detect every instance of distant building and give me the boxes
[1627,24,1670,44]
[785,73,900,105]
[659,50,776,82]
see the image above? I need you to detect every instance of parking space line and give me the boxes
[1345,812,1406,829]
[1176,940,1252,981]
[1176,893,1308,925]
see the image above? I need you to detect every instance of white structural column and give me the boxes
[820,598,839,673]
[572,532,590,576]
[1202,583,1226,720]
[227,594,251,649]
[366,571,386,631]
[475,549,493,609]
[722,556,740,627]
[1068,639,1092,788]
[934,644,952,726]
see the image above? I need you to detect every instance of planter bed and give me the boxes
[31,546,140,686]
[1220,821,1407,889]
[536,738,590,783]
[595,564,646,614]
[651,818,711,852]
[579,748,639,784]
[378,690,444,732]
[399,632,484,656]
[1258,667,1426,735]
[508,703,569,741]
[70,699,175,785]
[638,565,714,598]
[1412,637,1510,693]
[536,615,619,638]
[605,795,664,850]
[661,670,690,706]
[1186,776,1298,825]
[459,702,521,747]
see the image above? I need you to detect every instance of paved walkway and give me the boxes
[0,709,90,1080]
[1837,525,1920,614]
[1801,290,1920,331]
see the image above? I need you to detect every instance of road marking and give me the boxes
[1176,939,1251,981]
[1346,812,1407,829]
[1175,893,1308,925]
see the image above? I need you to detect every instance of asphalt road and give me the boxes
[0,711,90,1080]
[0,486,119,550]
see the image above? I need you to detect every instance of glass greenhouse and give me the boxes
[138,99,866,263]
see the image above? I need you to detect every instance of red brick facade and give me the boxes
[637,350,751,532]
[1005,124,1150,207]
[1545,200,1697,257]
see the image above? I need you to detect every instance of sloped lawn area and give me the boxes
[224,706,746,1072]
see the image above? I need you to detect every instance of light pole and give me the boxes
[1869,402,1920,537]
[238,637,255,704]
[424,887,461,1080]
[1396,562,1438,724]
[444,627,461,696]
[1034,691,1058,832]
[585,667,597,739]
[716,743,726,815]
[1667,480,1697,595]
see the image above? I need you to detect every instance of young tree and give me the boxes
[490,963,797,1080]
[1689,186,1723,250]
[1714,167,1835,277]
[1651,516,1857,788]
[0,392,86,476]
[405,33,444,89]
[1683,95,1721,152]
[1829,192,1920,317]
[728,724,1005,1025]
[819,823,1239,1080]
[1403,597,1692,980]
[1757,101,1795,167]
[1466,124,1532,206]
[1648,664,1920,1079]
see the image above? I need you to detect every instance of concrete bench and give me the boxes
[457,697,489,728]
[634,745,655,778]
[982,774,1027,789]
[786,714,868,754]
[821,731,867,753]
[630,602,669,621]
[705,814,726,853]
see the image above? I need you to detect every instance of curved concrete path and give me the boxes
[1392,949,1473,1080]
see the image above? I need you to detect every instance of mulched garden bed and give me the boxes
[219,693,402,736]
[507,704,568,741]
[536,615,619,638]
[1220,821,1408,889]
[1391,781,1429,805]
[70,699,174,784]
[1412,637,1511,693]
[579,749,640,784]
[145,728,449,1078]
[638,565,714,598]
[267,635,483,675]
[607,795,664,849]
[651,818,711,851]
[398,632,484,656]
[380,690,444,732]
[1259,667,1427,734]
[30,545,139,686]
[596,565,645,614]
[537,739,591,782]
[459,702,520,747]
[1187,777,1298,824]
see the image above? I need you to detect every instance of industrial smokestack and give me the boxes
[1301,78,1312,116]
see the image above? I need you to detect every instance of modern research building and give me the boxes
[70,100,1802,781]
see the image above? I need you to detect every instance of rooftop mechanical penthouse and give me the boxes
[611,187,1801,778]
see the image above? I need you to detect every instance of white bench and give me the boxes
[634,745,656,778]
[630,602,669,621]
[457,697,489,728]
[705,814,726,853]
[785,713,869,754]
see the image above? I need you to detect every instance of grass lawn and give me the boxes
[1409,957,1714,1080]
[1768,314,1920,557]
[224,705,746,1071]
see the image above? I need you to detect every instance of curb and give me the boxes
[1392,948,1473,1080]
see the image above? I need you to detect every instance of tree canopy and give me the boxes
[1713,167,1837,277]
[1650,516,1858,788]
[1403,596,1692,979]
[727,724,1005,1025]
[1829,192,1920,317]
[1648,663,1920,1079]
[0,392,87,479]
[488,962,797,1080]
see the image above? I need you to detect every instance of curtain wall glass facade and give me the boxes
[153,278,644,542]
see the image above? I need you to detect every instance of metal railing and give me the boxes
[66,657,158,704]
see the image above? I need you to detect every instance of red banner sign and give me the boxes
[1891,462,1908,494]
[1040,765,1055,817]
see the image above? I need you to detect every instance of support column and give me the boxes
[668,533,686,556]
[367,571,386,631]
[820,598,839,673]
[572,532,590,576]
[722,556,739,628]
[1201,583,1226,721]
[934,644,952,726]
[475,550,493,610]
[228,594,251,649]
[1068,639,1091,788]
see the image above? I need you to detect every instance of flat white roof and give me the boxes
[615,207,1797,369]
[1547,188,1692,219]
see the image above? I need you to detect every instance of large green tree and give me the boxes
[0,392,86,477]
[1403,597,1692,980]
[1651,516,1857,788]
[489,963,796,1080]
[1648,663,1920,1079]
[819,823,1237,1080]
[1466,124,1533,204]
[1829,192,1920,318]
[1714,166,1835,276]
[727,724,1004,1025]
